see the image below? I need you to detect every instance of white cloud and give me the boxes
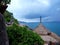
[17,18,39,22]
[7,0,51,18]
[38,0,50,7]
[17,16,54,22]
[57,8,60,11]
[7,0,60,22]
[42,16,53,22]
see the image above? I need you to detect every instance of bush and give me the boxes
[4,11,13,22]
[7,23,44,45]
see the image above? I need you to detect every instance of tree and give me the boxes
[4,11,13,22]
[0,0,11,5]
[0,0,11,45]
[0,0,11,14]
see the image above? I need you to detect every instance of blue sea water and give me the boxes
[42,22,60,36]
[20,22,60,36]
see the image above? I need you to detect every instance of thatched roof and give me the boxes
[33,23,60,42]
[34,23,51,35]
[41,35,58,42]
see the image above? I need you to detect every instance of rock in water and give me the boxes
[0,13,9,45]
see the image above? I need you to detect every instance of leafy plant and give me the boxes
[4,11,13,22]
[7,23,44,45]
[0,0,11,5]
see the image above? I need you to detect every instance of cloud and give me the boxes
[43,16,60,22]
[7,0,51,16]
[17,17,47,22]
[17,16,55,22]
[57,8,60,11]
[18,18,39,22]
[7,0,60,22]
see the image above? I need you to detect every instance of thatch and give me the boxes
[33,23,60,43]
[34,23,51,35]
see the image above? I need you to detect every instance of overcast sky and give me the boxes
[7,0,60,22]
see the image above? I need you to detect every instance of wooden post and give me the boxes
[40,16,42,23]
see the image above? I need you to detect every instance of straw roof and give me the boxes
[33,23,60,42]
[34,23,50,35]
[41,35,58,42]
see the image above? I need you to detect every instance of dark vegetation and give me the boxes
[4,11,44,45]
[7,23,44,45]
[0,0,11,14]
[4,10,18,24]
[4,11,13,22]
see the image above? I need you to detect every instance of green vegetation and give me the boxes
[2,0,11,4]
[4,10,44,45]
[14,19,19,24]
[4,11,13,22]
[4,11,19,24]
[7,23,44,45]
[0,0,11,14]
[0,0,11,5]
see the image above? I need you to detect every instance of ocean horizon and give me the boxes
[19,21,60,36]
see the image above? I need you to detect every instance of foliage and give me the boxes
[7,23,44,45]
[14,19,19,24]
[4,11,13,22]
[2,0,11,4]
[0,0,11,5]
[4,10,19,24]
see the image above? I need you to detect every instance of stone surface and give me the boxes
[0,13,9,45]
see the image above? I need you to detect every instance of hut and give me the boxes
[33,16,60,45]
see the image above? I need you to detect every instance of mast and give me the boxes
[40,16,42,23]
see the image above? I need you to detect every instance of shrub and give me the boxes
[7,23,44,45]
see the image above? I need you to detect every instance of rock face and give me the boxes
[0,13,9,45]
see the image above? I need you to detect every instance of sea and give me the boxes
[19,22,60,36]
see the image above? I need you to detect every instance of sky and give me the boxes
[7,0,60,22]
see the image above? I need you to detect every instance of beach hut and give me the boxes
[33,16,60,45]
